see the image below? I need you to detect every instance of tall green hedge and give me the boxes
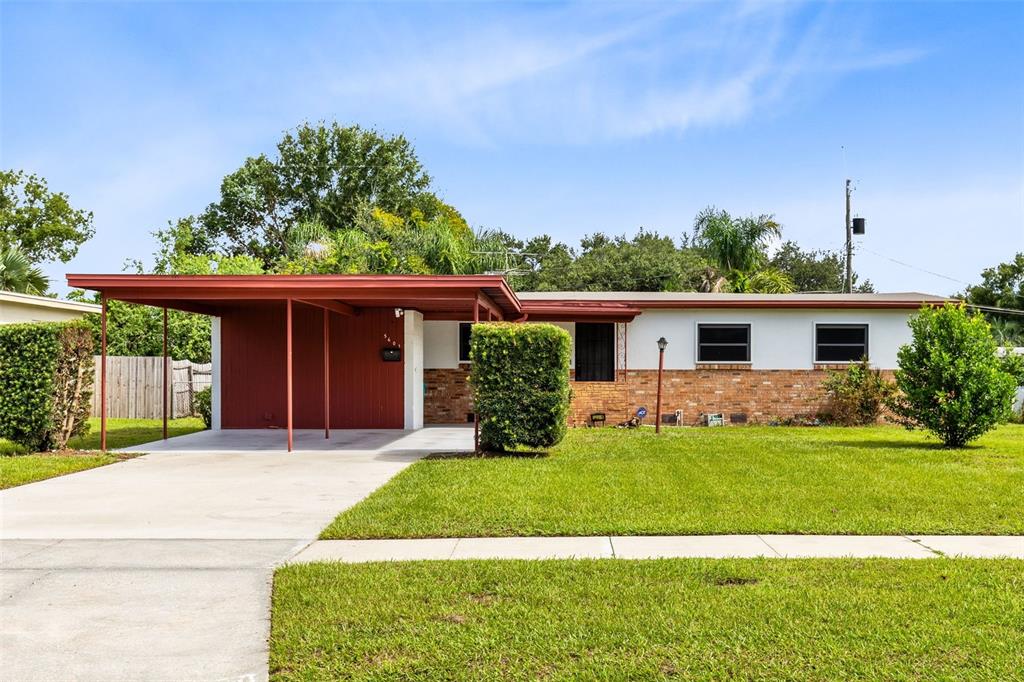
[0,321,94,451]
[469,322,572,452]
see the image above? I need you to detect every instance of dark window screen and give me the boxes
[575,323,615,382]
[697,324,750,362]
[815,324,868,362]
[459,323,472,362]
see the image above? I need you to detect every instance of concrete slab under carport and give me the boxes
[120,425,474,454]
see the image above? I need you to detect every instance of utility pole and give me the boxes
[844,178,853,294]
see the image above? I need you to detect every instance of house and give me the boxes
[0,290,101,324]
[428,291,949,426]
[66,273,948,448]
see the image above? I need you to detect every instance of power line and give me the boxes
[858,246,972,287]
[965,303,1024,317]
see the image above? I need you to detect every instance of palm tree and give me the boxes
[691,207,781,272]
[690,207,792,293]
[0,246,49,295]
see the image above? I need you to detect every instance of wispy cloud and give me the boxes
[321,2,926,145]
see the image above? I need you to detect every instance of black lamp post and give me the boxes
[655,337,667,433]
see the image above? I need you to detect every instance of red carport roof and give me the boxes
[66,274,523,319]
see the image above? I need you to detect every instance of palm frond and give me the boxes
[0,246,50,295]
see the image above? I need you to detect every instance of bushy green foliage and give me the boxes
[770,241,874,293]
[0,321,94,451]
[961,253,1024,345]
[0,169,94,264]
[819,358,894,425]
[499,231,710,292]
[469,323,571,452]
[890,304,1018,447]
[194,386,212,428]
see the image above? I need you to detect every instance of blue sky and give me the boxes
[3,1,1022,295]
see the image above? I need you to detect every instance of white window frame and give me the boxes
[813,322,870,364]
[695,321,752,364]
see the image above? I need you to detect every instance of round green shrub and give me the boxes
[890,304,1017,447]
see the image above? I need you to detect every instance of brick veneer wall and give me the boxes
[568,370,629,427]
[624,368,827,425]
[425,366,894,426]
[424,366,473,424]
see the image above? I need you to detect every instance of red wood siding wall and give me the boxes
[220,304,404,429]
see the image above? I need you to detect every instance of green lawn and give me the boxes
[67,416,205,450]
[0,417,205,489]
[0,452,131,489]
[322,424,1024,538]
[271,558,1024,681]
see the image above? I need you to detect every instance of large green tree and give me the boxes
[505,231,708,292]
[961,253,1024,345]
[963,253,1024,310]
[0,170,94,264]
[770,241,874,293]
[168,123,436,269]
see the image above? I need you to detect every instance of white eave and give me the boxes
[0,291,101,313]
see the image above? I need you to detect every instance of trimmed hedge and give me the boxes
[0,321,94,451]
[469,322,571,452]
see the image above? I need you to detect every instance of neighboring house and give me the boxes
[66,274,948,445]
[0,290,100,324]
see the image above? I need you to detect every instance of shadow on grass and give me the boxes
[425,450,550,460]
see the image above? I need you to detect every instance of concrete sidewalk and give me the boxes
[291,534,1024,563]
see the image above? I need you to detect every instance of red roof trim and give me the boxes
[67,273,946,318]
[66,273,523,316]
[604,299,940,310]
[519,299,947,312]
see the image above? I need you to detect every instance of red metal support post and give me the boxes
[286,298,294,452]
[100,295,108,451]
[162,306,168,440]
[323,308,330,439]
[473,299,480,452]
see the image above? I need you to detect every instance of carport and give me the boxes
[66,274,522,451]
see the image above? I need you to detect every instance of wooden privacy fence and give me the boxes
[90,356,212,419]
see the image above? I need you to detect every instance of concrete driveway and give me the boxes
[0,427,471,681]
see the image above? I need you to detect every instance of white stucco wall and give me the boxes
[423,320,461,369]
[403,310,424,429]
[423,320,576,369]
[423,310,916,371]
[625,308,914,370]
